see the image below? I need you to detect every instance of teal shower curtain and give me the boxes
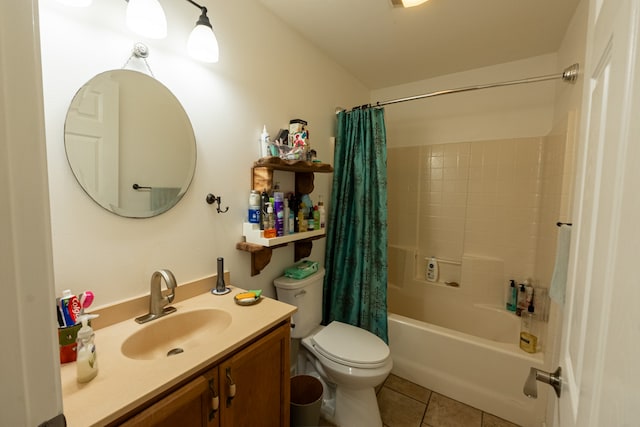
[323,107,389,343]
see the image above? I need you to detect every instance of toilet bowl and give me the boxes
[301,322,392,427]
[273,269,392,427]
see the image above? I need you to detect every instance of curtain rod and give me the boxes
[338,63,579,113]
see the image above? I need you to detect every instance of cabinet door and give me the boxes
[219,324,290,427]
[120,367,220,427]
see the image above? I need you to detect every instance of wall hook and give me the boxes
[206,193,229,213]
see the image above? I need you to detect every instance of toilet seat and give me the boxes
[310,321,390,369]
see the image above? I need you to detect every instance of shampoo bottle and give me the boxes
[506,280,517,312]
[274,192,284,237]
[76,314,99,383]
[519,305,539,353]
[260,189,269,231]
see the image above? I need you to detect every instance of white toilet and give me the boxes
[274,268,392,427]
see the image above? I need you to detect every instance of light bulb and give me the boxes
[187,12,219,63]
[400,0,429,7]
[126,0,167,40]
[56,0,93,6]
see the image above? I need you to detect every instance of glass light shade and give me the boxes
[402,0,429,7]
[126,0,167,39]
[187,24,219,63]
[56,0,93,6]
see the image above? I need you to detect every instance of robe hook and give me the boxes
[206,193,229,213]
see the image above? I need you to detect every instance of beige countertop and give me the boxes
[59,276,296,426]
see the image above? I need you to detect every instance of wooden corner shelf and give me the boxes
[236,232,325,276]
[237,158,333,276]
[252,158,333,195]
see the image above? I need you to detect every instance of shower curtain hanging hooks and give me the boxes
[338,63,580,113]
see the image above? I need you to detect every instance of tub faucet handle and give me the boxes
[523,366,562,399]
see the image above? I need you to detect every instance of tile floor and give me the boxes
[376,374,521,427]
[318,374,520,427]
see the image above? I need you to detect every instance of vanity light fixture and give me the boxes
[126,0,168,39]
[186,0,220,63]
[390,0,429,7]
[59,0,219,63]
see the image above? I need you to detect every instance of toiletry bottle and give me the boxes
[519,305,539,353]
[525,284,535,311]
[298,208,307,232]
[426,256,438,282]
[260,125,270,158]
[516,283,527,316]
[264,203,276,238]
[260,189,269,231]
[288,200,295,234]
[506,280,517,312]
[289,194,299,233]
[248,190,261,224]
[283,198,290,235]
[313,205,320,229]
[308,208,315,231]
[318,196,326,229]
[274,192,284,236]
[76,314,99,383]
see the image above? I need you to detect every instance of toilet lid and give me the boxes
[311,321,390,368]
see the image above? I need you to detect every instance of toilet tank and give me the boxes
[273,268,325,339]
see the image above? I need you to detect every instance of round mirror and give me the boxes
[64,70,196,218]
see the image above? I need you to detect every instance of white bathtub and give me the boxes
[389,286,547,427]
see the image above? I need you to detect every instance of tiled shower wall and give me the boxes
[388,135,564,288]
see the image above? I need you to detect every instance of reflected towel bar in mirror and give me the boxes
[133,183,152,190]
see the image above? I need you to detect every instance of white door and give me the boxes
[556,0,640,425]
[65,77,120,209]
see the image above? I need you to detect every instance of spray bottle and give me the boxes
[260,125,270,158]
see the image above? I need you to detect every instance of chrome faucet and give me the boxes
[135,269,177,324]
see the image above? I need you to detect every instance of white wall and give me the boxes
[38,0,368,306]
[371,54,559,147]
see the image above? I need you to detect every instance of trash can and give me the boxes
[290,375,323,427]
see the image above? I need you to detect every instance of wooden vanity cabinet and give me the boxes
[119,368,218,427]
[117,322,290,427]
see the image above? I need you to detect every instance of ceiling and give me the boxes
[259,0,581,89]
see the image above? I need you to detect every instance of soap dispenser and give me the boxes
[76,314,99,383]
[520,304,539,353]
[426,256,439,282]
